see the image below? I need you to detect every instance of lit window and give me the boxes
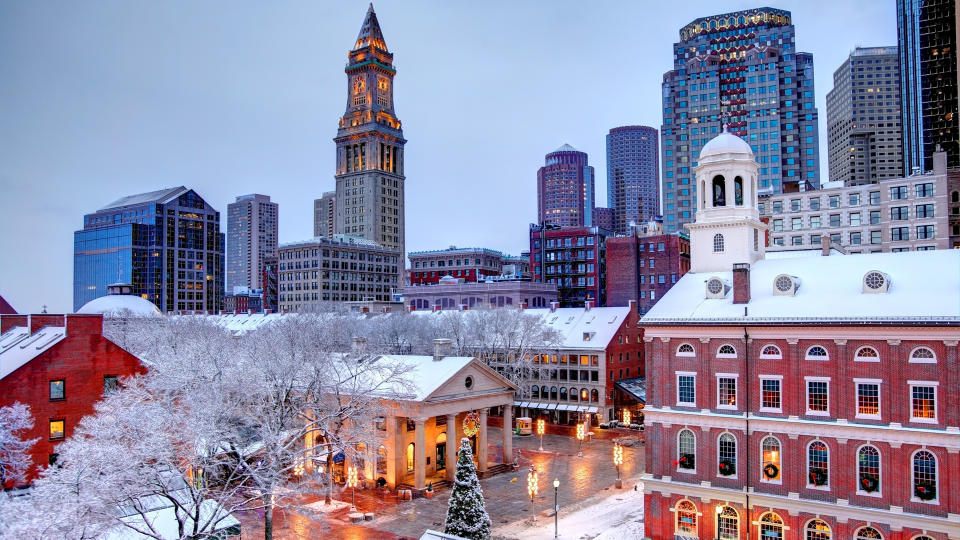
[910,384,937,422]
[49,420,64,440]
[675,500,698,535]
[760,378,782,411]
[912,450,937,502]
[761,436,781,482]
[857,445,880,494]
[855,527,883,539]
[717,376,737,408]
[806,378,829,415]
[758,512,784,539]
[807,441,829,487]
[856,381,881,418]
[805,519,831,539]
[49,380,65,401]
[718,433,736,477]
[717,506,738,539]
[406,443,415,472]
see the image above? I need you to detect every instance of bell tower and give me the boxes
[334,4,406,262]
[687,130,767,273]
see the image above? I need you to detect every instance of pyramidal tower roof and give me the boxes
[553,143,579,153]
[353,3,388,51]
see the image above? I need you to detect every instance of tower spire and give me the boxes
[354,3,387,51]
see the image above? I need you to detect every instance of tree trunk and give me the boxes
[324,452,333,504]
[263,492,274,540]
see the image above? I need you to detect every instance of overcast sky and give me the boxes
[0,1,896,313]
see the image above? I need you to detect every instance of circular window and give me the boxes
[464,376,473,389]
[775,275,793,292]
[707,279,724,295]
[864,271,886,290]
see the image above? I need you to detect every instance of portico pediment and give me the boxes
[425,360,516,403]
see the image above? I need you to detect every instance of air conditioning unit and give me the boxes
[705,277,731,299]
[772,274,801,296]
[862,270,891,294]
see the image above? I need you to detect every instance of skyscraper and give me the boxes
[897,0,959,173]
[73,186,224,313]
[826,47,903,186]
[313,191,336,238]
[537,144,595,227]
[660,8,820,233]
[226,194,278,293]
[334,5,406,266]
[606,125,660,234]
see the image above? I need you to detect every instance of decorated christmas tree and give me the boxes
[443,437,492,540]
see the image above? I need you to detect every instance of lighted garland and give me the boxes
[462,412,480,437]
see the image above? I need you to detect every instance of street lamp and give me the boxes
[613,442,623,488]
[622,409,631,426]
[715,504,723,540]
[553,478,560,539]
[346,466,358,511]
[527,467,539,523]
[576,423,585,458]
[536,418,546,452]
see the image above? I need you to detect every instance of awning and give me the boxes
[513,401,523,407]
[586,406,599,414]
[520,402,530,408]
[546,403,558,410]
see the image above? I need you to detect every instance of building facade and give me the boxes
[261,255,278,313]
[333,5,406,276]
[409,247,506,285]
[760,151,956,253]
[897,0,959,174]
[73,187,224,313]
[605,231,690,315]
[660,7,820,232]
[276,235,401,312]
[640,130,960,540]
[607,126,660,234]
[223,289,263,313]
[537,144,596,228]
[313,191,336,238]
[594,207,615,232]
[529,225,609,307]
[226,194,278,293]
[826,47,903,186]
[403,280,558,311]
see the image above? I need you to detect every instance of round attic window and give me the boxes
[864,271,886,290]
[464,376,473,389]
[775,275,793,292]
[707,278,724,295]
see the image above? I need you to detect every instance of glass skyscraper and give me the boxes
[606,125,660,234]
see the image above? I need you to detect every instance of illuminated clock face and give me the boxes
[378,77,389,92]
[353,77,365,94]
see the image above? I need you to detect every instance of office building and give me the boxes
[226,194,278,293]
[528,224,608,307]
[606,126,660,233]
[313,191,336,238]
[537,145,596,228]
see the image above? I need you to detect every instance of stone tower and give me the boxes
[334,4,406,262]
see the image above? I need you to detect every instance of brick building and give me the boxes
[605,227,691,315]
[408,246,507,285]
[0,313,145,487]
[640,131,960,539]
[403,279,557,310]
[529,224,610,307]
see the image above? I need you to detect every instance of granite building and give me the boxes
[537,144,596,228]
[226,194,278,293]
[826,47,903,186]
[660,7,820,232]
[606,126,660,234]
[313,191,336,238]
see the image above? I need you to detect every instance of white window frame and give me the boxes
[910,449,939,505]
[855,379,882,420]
[716,432,738,479]
[908,346,937,364]
[677,429,697,474]
[855,444,882,498]
[804,345,829,361]
[759,375,783,413]
[758,344,782,360]
[760,436,782,485]
[673,499,700,535]
[676,343,696,357]
[908,381,938,424]
[716,344,737,358]
[853,346,880,362]
[804,376,830,417]
[805,439,830,490]
[716,373,738,410]
[676,371,697,407]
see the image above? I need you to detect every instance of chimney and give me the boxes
[628,299,637,315]
[732,263,751,305]
[0,314,28,333]
[351,336,368,355]
[30,314,66,334]
[408,305,415,312]
[520,302,527,310]
[584,300,593,311]
[66,314,103,335]
[549,301,559,312]
[433,338,452,361]
[433,305,442,312]
[460,304,468,311]
[821,234,831,256]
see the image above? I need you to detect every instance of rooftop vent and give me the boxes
[705,277,730,299]
[862,270,891,294]
[772,274,801,296]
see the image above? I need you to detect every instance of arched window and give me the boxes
[913,536,935,540]
[713,175,727,207]
[569,387,578,402]
[855,527,883,539]
[550,386,558,400]
[531,385,539,399]
[734,176,744,206]
[701,181,707,209]
[675,500,698,535]
[761,436,781,482]
[855,347,879,362]
[718,433,736,476]
[677,429,696,470]
[857,445,880,494]
[406,443,415,472]
[677,343,696,357]
[909,347,936,363]
[718,506,739,539]
[717,344,737,357]
[714,233,725,252]
[912,450,937,501]
[805,519,831,540]
[805,345,829,360]
[590,389,599,403]
[758,512,783,540]
[760,345,782,359]
[559,387,568,401]
[807,440,829,487]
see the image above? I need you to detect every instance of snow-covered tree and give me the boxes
[443,437,491,540]
[462,308,562,390]
[0,402,38,490]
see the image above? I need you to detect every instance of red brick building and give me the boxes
[529,224,610,307]
[409,246,507,285]
[0,313,144,487]
[605,230,690,315]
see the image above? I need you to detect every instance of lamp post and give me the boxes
[613,442,623,489]
[346,466,358,511]
[715,504,723,540]
[536,418,545,452]
[576,423,585,458]
[527,467,539,523]
[622,409,631,426]
[553,478,560,538]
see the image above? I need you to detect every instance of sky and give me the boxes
[0,1,897,314]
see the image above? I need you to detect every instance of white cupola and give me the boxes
[687,129,768,273]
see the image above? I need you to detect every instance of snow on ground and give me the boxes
[493,482,644,540]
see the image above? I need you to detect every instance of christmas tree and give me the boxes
[443,437,492,540]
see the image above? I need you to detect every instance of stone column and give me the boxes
[502,403,513,464]
[446,413,457,483]
[478,408,489,473]
[365,444,376,487]
[414,418,426,490]
[385,416,398,488]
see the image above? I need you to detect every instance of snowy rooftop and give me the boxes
[200,312,286,333]
[375,354,478,401]
[103,497,239,540]
[643,249,960,324]
[77,295,163,318]
[525,306,631,349]
[0,326,67,380]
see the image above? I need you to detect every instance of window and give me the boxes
[807,441,829,487]
[805,346,828,360]
[856,527,883,539]
[853,346,879,362]
[773,219,783,232]
[49,380,65,401]
[915,183,934,198]
[849,212,861,226]
[759,345,782,359]
[675,500,698,535]
[713,233,725,252]
[870,230,882,244]
[717,344,736,357]
[761,436,781,482]
[909,347,936,363]
[805,519,831,540]
[849,193,861,206]
[760,378,782,411]
[677,373,696,406]
[677,343,696,357]
[717,376,737,409]
[910,383,937,422]
[103,376,119,395]
[916,203,934,218]
[806,378,829,415]
[810,215,821,228]
[917,224,934,239]
[856,380,881,418]
[758,512,784,539]
[857,445,881,494]
[406,443,415,472]
[677,429,696,471]
[49,419,64,440]
[829,214,841,227]
[829,195,840,208]
[890,186,908,200]
[717,506,738,539]
[869,191,881,204]
[718,433,736,477]
[891,206,908,220]
[912,450,937,502]
[808,197,820,210]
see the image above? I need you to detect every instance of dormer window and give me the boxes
[705,277,730,299]
[862,270,890,293]
[773,274,800,296]
[582,332,595,342]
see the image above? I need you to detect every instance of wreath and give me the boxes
[763,463,779,480]
[915,482,936,501]
[678,453,695,469]
[718,459,736,476]
[859,475,878,493]
[808,469,827,486]
[462,412,480,438]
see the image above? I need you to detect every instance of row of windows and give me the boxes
[48,376,119,402]
[761,182,937,214]
[674,342,938,363]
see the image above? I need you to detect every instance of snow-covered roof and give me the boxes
[0,326,67,380]
[699,130,752,161]
[201,312,286,333]
[643,249,960,324]
[104,498,240,540]
[374,354,477,401]
[77,295,163,318]
[525,306,632,350]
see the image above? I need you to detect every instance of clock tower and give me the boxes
[334,4,406,265]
